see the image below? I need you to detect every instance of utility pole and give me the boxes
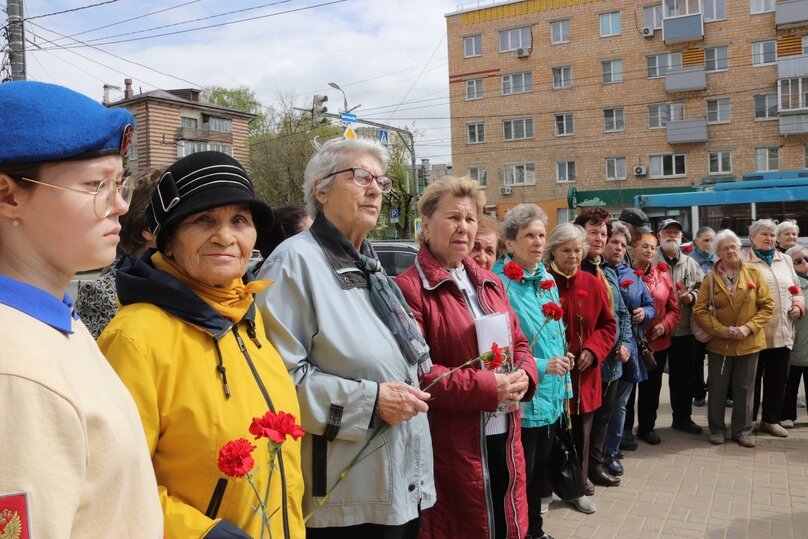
[7,0,26,80]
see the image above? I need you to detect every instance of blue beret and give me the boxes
[0,81,135,165]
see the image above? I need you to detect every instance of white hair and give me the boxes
[543,223,588,264]
[786,244,808,258]
[776,219,799,237]
[714,229,741,253]
[748,219,777,239]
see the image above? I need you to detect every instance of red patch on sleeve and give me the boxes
[0,492,31,539]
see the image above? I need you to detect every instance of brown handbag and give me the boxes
[633,325,657,370]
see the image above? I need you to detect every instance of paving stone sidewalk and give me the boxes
[542,379,808,539]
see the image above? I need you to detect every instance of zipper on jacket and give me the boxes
[233,325,291,539]
[205,478,228,519]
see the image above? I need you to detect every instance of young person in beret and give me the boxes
[0,81,163,537]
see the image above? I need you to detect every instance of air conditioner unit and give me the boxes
[500,186,513,195]
[634,166,648,177]
[516,47,530,58]
[642,27,655,38]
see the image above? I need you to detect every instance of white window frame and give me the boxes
[708,150,732,174]
[650,154,687,178]
[602,59,623,83]
[504,162,537,186]
[755,93,778,119]
[464,35,482,58]
[664,0,701,18]
[467,122,485,144]
[705,46,729,72]
[604,108,625,132]
[605,157,627,181]
[552,66,572,89]
[499,27,531,52]
[556,161,576,184]
[600,12,621,37]
[648,103,685,128]
[551,20,570,44]
[752,41,777,66]
[178,140,233,158]
[502,72,532,95]
[804,35,808,55]
[128,144,138,160]
[756,147,779,171]
[205,116,231,133]
[750,0,775,15]
[647,52,682,78]
[644,5,663,29]
[468,166,487,188]
[503,117,534,141]
[181,116,198,129]
[465,78,483,100]
[706,97,731,124]
[703,0,726,21]
[778,77,808,112]
[555,113,574,136]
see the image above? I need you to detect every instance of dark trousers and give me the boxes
[522,423,556,537]
[486,433,509,539]
[589,379,619,467]
[782,365,808,421]
[307,518,420,539]
[628,348,670,433]
[693,339,708,400]
[571,412,594,484]
[753,347,791,424]
[668,335,696,424]
[707,352,758,437]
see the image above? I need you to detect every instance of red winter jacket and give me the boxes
[396,246,537,539]
[548,266,617,415]
[638,263,680,352]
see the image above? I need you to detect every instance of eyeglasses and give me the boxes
[793,256,808,265]
[18,176,132,218]
[325,167,392,194]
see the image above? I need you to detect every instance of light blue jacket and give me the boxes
[493,257,572,428]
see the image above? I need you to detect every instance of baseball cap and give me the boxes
[618,208,652,234]
[658,218,683,233]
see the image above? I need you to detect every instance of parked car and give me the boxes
[371,240,419,277]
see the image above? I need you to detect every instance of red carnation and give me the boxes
[217,438,256,478]
[675,282,685,291]
[682,244,694,254]
[249,411,305,444]
[503,261,524,282]
[634,269,645,277]
[542,301,564,321]
[540,279,556,291]
[746,282,756,290]
[489,343,504,370]
[620,279,633,289]
[575,289,588,299]
[790,285,800,295]
[657,262,669,272]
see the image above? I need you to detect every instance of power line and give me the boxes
[384,33,446,123]
[24,0,122,21]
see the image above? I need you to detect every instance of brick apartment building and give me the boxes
[108,79,253,173]
[446,0,808,233]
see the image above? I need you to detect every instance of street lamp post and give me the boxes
[327,82,349,114]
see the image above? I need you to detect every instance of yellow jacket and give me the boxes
[693,261,775,357]
[98,257,304,539]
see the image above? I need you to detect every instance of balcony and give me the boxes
[779,113,808,135]
[175,127,233,144]
[665,66,707,93]
[667,117,708,144]
[778,54,808,79]
[662,13,704,45]
[776,0,808,28]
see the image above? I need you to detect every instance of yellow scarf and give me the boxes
[152,252,272,323]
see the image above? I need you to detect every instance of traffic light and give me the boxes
[312,94,328,127]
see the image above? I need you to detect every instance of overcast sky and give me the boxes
[17,0,462,163]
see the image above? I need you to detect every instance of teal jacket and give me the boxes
[494,257,573,428]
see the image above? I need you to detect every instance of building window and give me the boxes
[644,5,663,29]
[664,0,701,17]
[464,35,482,57]
[804,35,808,55]
[208,143,233,155]
[706,97,731,123]
[551,20,570,44]
[705,46,728,72]
[647,52,682,78]
[779,78,808,111]
[556,161,576,183]
[181,116,198,129]
[466,78,483,100]
[752,41,777,66]
[204,116,232,133]
[703,0,726,21]
[805,145,808,168]
[499,27,531,52]
[128,144,138,160]
[503,118,534,140]
[756,147,779,171]
[504,162,536,186]
[605,157,627,181]
[467,122,485,144]
[602,60,623,83]
[179,140,232,157]
[604,108,625,132]
[755,93,778,119]
[469,166,487,188]
[708,150,732,174]
[552,66,572,89]
[600,12,621,37]
[648,103,684,128]
[750,0,774,14]
[555,113,574,136]
[650,154,686,178]
[502,72,532,95]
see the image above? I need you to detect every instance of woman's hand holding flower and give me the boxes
[618,345,630,363]
[577,349,595,371]
[377,382,430,425]
[788,305,801,320]
[631,307,645,325]
[546,355,571,376]
[650,324,665,340]
[495,369,528,403]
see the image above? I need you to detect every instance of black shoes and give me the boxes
[604,456,624,476]
[637,429,661,445]
[615,450,625,460]
[589,464,621,486]
[693,397,706,407]
[672,421,704,435]
[584,478,595,496]
[619,433,638,451]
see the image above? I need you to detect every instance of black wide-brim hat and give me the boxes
[147,151,273,253]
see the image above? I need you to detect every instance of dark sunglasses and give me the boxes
[793,256,808,265]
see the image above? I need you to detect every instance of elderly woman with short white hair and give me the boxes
[776,220,800,253]
[257,137,435,538]
[781,244,808,428]
[744,219,806,438]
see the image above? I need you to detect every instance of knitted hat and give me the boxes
[147,151,273,252]
[0,81,134,165]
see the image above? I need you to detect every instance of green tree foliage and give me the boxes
[374,132,417,240]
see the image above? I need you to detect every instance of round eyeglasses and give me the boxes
[18,176,133,218]
[324,167,392,194]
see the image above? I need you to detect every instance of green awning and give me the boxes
[568,186,695,208]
